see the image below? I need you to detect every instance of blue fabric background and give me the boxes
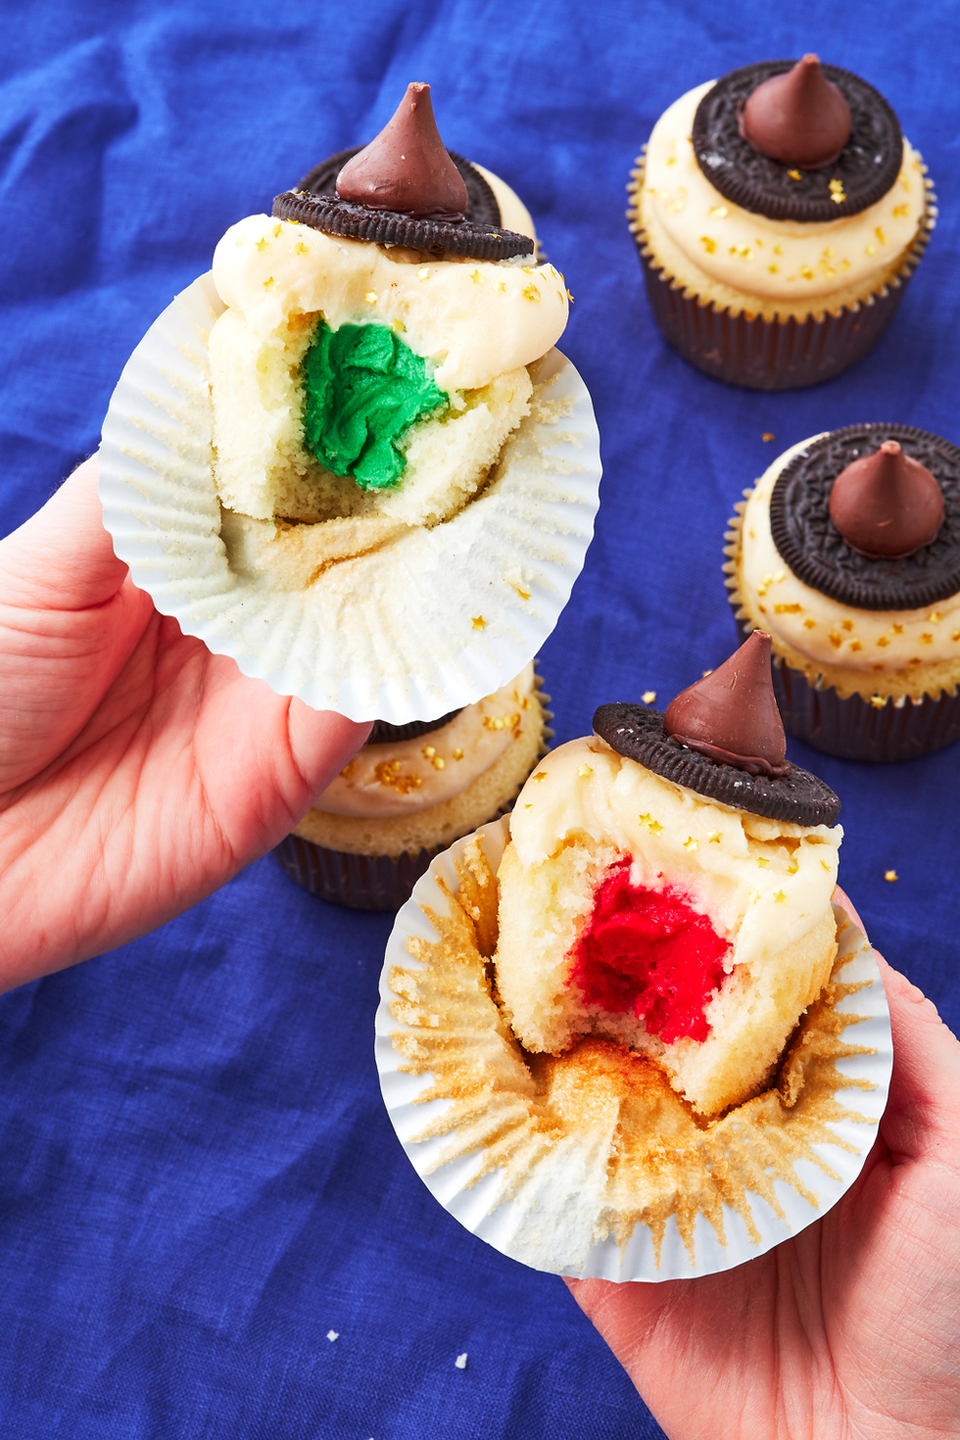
[1,2,959,1436]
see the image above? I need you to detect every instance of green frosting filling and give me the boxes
[301,320,448,490]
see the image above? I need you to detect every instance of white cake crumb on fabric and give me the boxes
[326,1330,339,1341]
[455,1353,468,1369]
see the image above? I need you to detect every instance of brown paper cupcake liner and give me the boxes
[724,502,960,762]
[274,676,553,910]
[627,153,936,391]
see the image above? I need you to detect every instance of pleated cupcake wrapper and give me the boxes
[724,500,960,762]
[376,815,892,1282]
[276,677,553,911]
[627,151,937,391]
[98,273,601,724]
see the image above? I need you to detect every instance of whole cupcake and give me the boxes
[627,56,935,389]
[726,424,960,761]
[275,663,550,909]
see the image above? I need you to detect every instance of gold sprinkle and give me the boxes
[892,623,904,635]
[849,640,863,652]
[647,820,663,835]
[819,260,837,279]
[774,571,786,582]
[638,813,651,825]
[364,290,377,304]
[272,223,282,237]
[566,287,574,301]
[757,856,770,869]
[392,318,407,332]
[515,585,531,600]
[708,830,721,843]
[453,748,464,760]
[642,690,657,704]
[521,265,535,274]
[256,237,269,252]
[800,265,815,280]
[532,771,548,782]
[773,244,783,255]
[892,203,910,218]
[522,284,541,302]
[841,619,854,632]
[774,602,803,614]
[928,611,943,624]
[829,178,846,204]
[774,890,787,904]
[865,243,878,256]
[422,745,436,758]
[787,858,799,875]
[524,803,532,810]
[666,155,675,166]
[472,615,487,629]
[839,258,851,271]
[432,756,446,770]
[901,175,912,192]
[295,241,309,255]
[755,237,763,247]
[749,528,756,539]
[702,669,713,678]
[828,631,843,649]
[762,432,775,442]
[952,630,960,642]
[683,837,698,851]
[708,204,728,217]
[263,277,276,291]
[921,633,934,644]
[664,189,687,213]
[788,169,801,180]
[373,760,422,795]
[700,236,717,253]
[804,617,816,629]
[821,859,831,871]
[875,226,887,244]
[768,265,780,274]
[822,246,834,258]
[885,869,899,882]
[758,604,767,614]
[869,695,885,709]
[418,266,430,281]
[470,269,482,284]
[877,636,890,647]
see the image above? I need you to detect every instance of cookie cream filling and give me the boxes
[738,438,960,672]
[316,663,537,818]
[642,82,925,304]
[510,735,840,958]
[212,216,567,392]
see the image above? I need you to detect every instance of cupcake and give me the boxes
[98,84,599,723]
[379,638,891,1278]
[275,662,550,909]
[726,424,960,761]
[627,56,935,389]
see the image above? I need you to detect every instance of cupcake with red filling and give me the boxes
[627,56,935,389]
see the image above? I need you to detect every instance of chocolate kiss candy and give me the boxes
[739,55,852,169]
[663,632,790,778]
[829,440,945,559]
[336,82,469,219]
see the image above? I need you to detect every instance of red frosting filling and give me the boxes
[566,859,732,1044]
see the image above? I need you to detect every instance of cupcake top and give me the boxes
[734,426,960,678]
[638,59,928,307]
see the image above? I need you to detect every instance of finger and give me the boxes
[875,952,960,1165]
[832,883,865,932]
[287,697,372,809]
[0,455,129,611]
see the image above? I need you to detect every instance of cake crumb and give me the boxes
[455,1353,468,1369]
[327,1330,339,1341]
[885,869,899,882]
[642,690,656,704]
[762,432,775,442]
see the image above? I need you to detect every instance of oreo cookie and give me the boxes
[769,424,960,611]
[297,147,502,229]
[367,709,463,745]
[272,190,531,261]
[691,60,903,222]
[593,703,840,826]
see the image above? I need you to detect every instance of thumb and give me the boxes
[287,698,372,811]
[876,952,960,1166]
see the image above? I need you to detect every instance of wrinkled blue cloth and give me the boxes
[2,3,959,1437]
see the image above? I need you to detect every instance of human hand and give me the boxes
[0,457,370,989]
[567,924,960,1439]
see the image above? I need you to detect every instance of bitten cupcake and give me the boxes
[726,424,960,761]
[381,637,890,1279]
[627,56,935,389]
[275,663,549,909]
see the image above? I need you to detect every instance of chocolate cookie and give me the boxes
[367,710,463,745]
[769,424,960,611]
[272,190,531,260]
[297,147,502,229]
[593,703,840,826]
[691,60,902,221]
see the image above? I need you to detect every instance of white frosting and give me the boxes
[211,215,568,392]
[510,735,841,965]
[740,438,960,672]
[644,82,925,302]
[474,164,537,242]
[316,664,537,817]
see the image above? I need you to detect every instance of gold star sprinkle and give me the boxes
[804,618,816,629]
[885,869,898,882]
[522,284,541,301]
[647,820,663,835]
[865,243,878,256]
[892,623,904,635]
[295,241,309,255]
[762,432,775,442]
[364,290,378,304]
[532,771,547,782]
[256,237,269,251]
[453,748,464,760]
[774,602,803,614]
[821,859,831,871]
[470,269,482,283]
[869,695,885,709]
[841,619,854,632]
[472,615,487,629]
[850,640,863,652]
[638,813,652,825]
[700,236,717,253]
[418,266,430,281]
[875,226,887,244]
[578,764,593,778]
[757,856,770,868]
[708,830,721,843]
[683,837,698,850]
[708,204,728,217]
[800,265,815,280]
[788,169,801,180]
[642,690,656,704]
[921,633,934,644]
[877,636,890,647]
[829,178,846,204]
[928,611,943,624]
[892,203,910,217]
[787,858,799,875]
[392,318,406,332]
[524,803,532,810]
[263,277,275,291]
[774,890,787,903]
[566,288,574,301]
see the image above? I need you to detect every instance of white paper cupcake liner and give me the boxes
[98,273,601,723]
[376,816,893,1282]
